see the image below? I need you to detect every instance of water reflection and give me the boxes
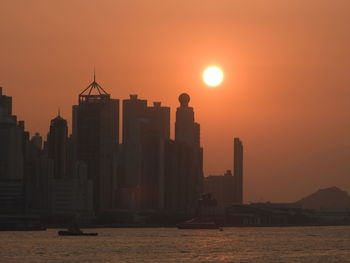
[0,226,349,263]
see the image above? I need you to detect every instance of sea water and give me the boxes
[0,226,349,263]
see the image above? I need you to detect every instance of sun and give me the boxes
[202,66,224,87]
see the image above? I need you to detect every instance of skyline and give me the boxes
[2,0,350,203]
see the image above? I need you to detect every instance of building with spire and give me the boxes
[72,75,119,212]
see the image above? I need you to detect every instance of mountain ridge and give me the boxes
[296,186,350,209]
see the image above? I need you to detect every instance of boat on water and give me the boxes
[58,231,98,236]
[177,218,221,229]
[58,222,98,236]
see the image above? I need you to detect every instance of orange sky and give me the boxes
[1,0,350,202]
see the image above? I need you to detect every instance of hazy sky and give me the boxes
[1,0,350,202]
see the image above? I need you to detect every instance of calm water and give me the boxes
[1,226,350,263]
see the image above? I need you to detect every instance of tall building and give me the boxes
[122,94,148,144]
[0,87,12,116]
[120,96,170,210]
[24,148,53,216]
[164,140,193,211]
[26,112,94,222]
[0,88,32,216]
[234,138,243,204]
[121,95,148,190]
[47,114,68,179]
[140,102,170,209]
[30,133,43,151]
[147,102,170,140]
[0,87,23,180]
[164,93,203,213]
[175,93,197,146]
[72,76,119,211]
[122,96,170,144]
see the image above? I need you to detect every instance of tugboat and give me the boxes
[58,222,98,236]
[177,218,221,230]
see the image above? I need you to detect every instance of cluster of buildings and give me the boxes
[0,77,244,226]
[203,138,243,208]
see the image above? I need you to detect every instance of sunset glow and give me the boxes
[3,0,350,204]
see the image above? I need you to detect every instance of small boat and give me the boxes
[177,218,221,229]
[58,231,98,236]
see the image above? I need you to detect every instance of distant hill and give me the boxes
[296,187,350,210]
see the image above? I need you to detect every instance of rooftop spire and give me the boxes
[58,107,60,117]
[79,71,110,101]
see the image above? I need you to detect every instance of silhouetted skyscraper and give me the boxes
[122,94,148,144]
[120,96,170,210]
[0,87,26,215]
[47,114,68,179]
[121,95,147,192]
[164,140,193,211]
[148,102,170,140]
[164,93,203,212]
[30,133,43,151]
[175,93,197,146]
[72,76,119,211]
[0,87,12,116]
[141,102,170,209]
[0,87,23,180]
[234,138,243,204]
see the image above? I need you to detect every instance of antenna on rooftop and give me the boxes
[78,68,110,102]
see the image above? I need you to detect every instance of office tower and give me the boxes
[175,93,196,146]
[24,145,53,216]
[47,114,68,179]
[0,88,29,216]
[164,93,203,213]
[234,138,243,204]
[123,97,170,143]
[176,93,203,209]
[29,113,94,222]
[0,87,12,116]
[120,96,170,210]
[203,170,235,208]
[0,87,23,180]
[72,76,119,211]
[121,94,148,197]
[30,133,43,150]
[122,94,148,144]
[147,102,170,140]
[140,102,170,209]
[120,94,147,197]
[164,140,192,211]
